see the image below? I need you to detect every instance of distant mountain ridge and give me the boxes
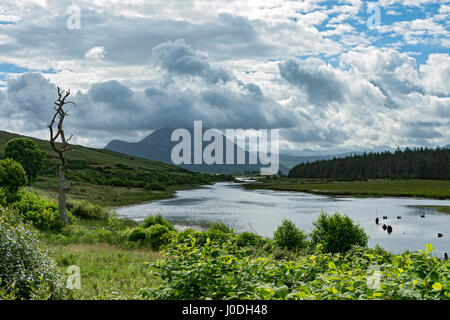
[106,127,290,174]
[105,128,449,175]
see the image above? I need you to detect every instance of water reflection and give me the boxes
[116,182,450,256]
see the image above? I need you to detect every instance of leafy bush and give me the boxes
[145,224,173,250]
[310,212,369,253]
[208,221,233,234]
[0,158,27,203]
[4,138,44,184]
[125,224,173,250]
[236,232,266,247]
[128,227,146,242]
[145,238,450,300]
[144,181,167,191]
[273,219,308,251]
[12,192,73,231]
[0,208,66,299]
[66,199,110,220]
[0,187,6,207]
[145,238,275,299]
[141,214,175,231]
[205,228,234,244]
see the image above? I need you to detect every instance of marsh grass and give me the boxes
[48,243,160,299]
[245,178,450,199]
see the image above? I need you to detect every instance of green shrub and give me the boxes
[145,238,450,300]
[236,232,266,248]
[273,219,308,251]
[208,221,232,233]
[141,214,175,231]
[12,192,73,231]
[128,227,146,242]
[66,199,109,220]
[0,187,6,207]
[4,138,44,185]
[0,208,66,299]
[206,229,234,244]
[144,181,167,191]
[174,228,207,246]
[310,212,369,254]
[0,158,27,202]
[146,238,272,299]
[145,224,173,250]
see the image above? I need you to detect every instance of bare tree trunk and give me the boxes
[58,166,69,224]
[49,87,76,225]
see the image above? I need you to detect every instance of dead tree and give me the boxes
[48,87,75,224]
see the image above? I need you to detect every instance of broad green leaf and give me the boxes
[432,282,443,290]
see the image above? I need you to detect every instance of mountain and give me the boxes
[106,127,290,174]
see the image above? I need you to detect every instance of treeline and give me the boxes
[289,147,450,180]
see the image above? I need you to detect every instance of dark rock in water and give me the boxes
[387,225,393,234]
[397,216,401,219]
[438,233,443,238]
[382,224,387,231]
[420,213,425,218]
[383,216,388,220]
[445,253,448,260]
[375,217,379,225]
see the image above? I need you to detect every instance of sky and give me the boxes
[0,0,448,156]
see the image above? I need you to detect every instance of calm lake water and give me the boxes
[116,182,450,256]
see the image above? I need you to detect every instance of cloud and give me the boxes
[84,46,107,61]
[1,72,56,128]
[0,1,448,153]
[419,54,450,96]
[152,39,231,84]
[278,58,346,105]
[0,71,298,147]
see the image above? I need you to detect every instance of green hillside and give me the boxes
[0,130,232,207]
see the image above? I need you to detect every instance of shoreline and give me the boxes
[242,179,450,200]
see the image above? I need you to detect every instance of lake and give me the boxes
[116,182,450,256]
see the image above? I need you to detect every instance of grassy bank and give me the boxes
[244,178,450,200]
[25,177,207,208]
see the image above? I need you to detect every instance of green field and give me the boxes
[244,178,450,200]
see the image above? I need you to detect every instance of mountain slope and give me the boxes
[0,130,182,173]
[106,127,290,174]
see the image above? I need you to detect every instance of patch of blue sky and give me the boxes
[0,63,28,74]
[401,43,450,65]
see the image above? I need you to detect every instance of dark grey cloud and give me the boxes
[88,80,133,105]
[278,58,346,105]
[280,120,348,147]
[0,10,268,67]
[404,121,444,139]
[0,72,296,145]
[152,39,231,84]
[1,72,56,129]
